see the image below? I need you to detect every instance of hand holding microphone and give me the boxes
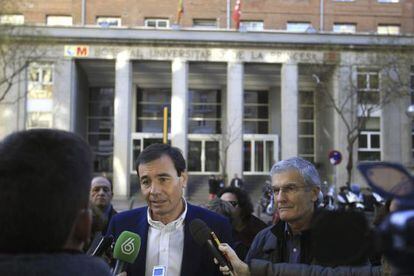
[217,243,250,276]
[112,231,141,276]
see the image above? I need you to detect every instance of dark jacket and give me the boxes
[0,252,112,276]
[107,203,233,276]
[233,215,267,260]
[245,219,313,264]
[250,259,382,276]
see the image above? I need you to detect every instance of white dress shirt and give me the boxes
[145,199,187,276]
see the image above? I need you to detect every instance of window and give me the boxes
[377,24,400,35]
[358,118,381,161]
[244,90,269,134]
[378,0,399,3]
[46,15,73,26]
[287,22,311,32]
[358,131,381,161]
[144,18,169,28]
[0,14,24,25]
[357,68,380,105]
[187,138,220,173]
[333,23,356,33]
[96,17,121,27]
[26,63,54,129]
[88,88,114,173]
[136,88,171,132]
[298,91,315,162]
[243,136,277,173]
[240,21,264,31]
[192,19,217,29]
[188,90,221,134]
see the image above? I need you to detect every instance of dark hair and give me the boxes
[135,143,186,177]
[0,129,92,253]
[311,210,372,266]
[218,187,253,223]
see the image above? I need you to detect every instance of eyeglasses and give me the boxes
[228,200,239,207]
[273,184,310,195]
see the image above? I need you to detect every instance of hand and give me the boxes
[216,243,250,276]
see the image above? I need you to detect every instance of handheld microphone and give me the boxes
[88,234,114,256]
[112,231,141,276]
[189,218,233,271]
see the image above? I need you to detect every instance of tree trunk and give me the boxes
[346,142,354,188]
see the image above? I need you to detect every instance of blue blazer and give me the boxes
[107,203,233,276]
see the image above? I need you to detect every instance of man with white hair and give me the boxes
[245,157,321,264]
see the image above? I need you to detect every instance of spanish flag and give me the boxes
[232,0,241,30]
[176,0,184,24]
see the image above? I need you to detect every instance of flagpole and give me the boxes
[227,0,230,29]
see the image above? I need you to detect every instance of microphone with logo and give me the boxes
[189,218,233,272]
[112,231,141,276]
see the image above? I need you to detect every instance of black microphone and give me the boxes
[189,218,233,271]
[88,234,114,256]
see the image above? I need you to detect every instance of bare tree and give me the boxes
[309,52,410,186]
[210,117,242,184]
[0,0,47,103]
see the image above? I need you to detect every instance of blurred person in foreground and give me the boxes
[107,143,232,276]
[218,187,267,260]
[0,129,111,276]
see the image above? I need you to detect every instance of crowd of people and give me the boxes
[0,128,410,276]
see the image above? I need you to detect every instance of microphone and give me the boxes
[189,218,233,271]
[88,234,114,256]
[112,231,141,276]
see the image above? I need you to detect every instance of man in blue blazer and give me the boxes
[107,143,232,276]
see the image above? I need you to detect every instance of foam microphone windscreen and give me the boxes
[189,219,211,246]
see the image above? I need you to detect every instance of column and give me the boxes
[171,58,189,159]
[113,55,132,198]
[226,62,244,181]
[281,62,299,159]
[54,59,74,130]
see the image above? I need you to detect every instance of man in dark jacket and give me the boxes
[107,143,232,276]
[245,157,321,265]
[0,129,111,276]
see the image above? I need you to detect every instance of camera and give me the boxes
[358,162,414,275]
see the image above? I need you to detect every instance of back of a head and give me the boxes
[311,210,372,266]
[0,129,92,253]
[206,198,234,220]
[218,186,253,222]
[270,157,321,188]
[135,143,186,177]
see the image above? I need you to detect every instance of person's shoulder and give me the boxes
[112,206,147,222]
[247,215,268,231]
[188,203,228,222]
[253,224,278,244]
